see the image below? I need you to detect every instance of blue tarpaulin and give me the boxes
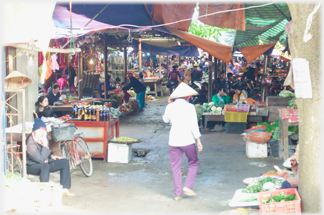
[131,42,199,57]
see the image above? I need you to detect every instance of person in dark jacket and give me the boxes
[26,118,74,196]
[34,96,56,118]
[123,73,146,110]
[191,63,202,82]
[46,85,60,106]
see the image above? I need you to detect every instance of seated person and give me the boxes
[212,86,230,105]
[34,96,56,118]
[233,86,247,104]
[26,118,74,196]
[277,144,299,190]
[46,84,61,106]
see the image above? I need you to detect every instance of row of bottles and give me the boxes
[72,104,111,121]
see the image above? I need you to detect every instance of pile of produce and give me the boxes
[118,100,140,114]
[242,177,284,193]
[279,90,295,98]
[116,137,138,142]
[145,95,155,101]
[58,114,72,121]
[108,107,121,117]
[260,192,297,204]
[288,97,297,109]
[255,119,298,140]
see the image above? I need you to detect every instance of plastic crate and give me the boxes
[224,105,237,112]
[224,112,248,122]
[258,188,301,214]
[225,122,247,134]
[236,104,250,112]
[269,139,279,157]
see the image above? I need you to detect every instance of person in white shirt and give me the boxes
[163,83,203,201]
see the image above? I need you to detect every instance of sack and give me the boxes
[51,123,76,142]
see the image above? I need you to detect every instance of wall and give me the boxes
[287,3,321,213]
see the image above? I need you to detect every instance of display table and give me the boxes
[202,112,269,130]
[52,100,93,112]
[66,117,119,161]
[278,108,299,160]
[144,78,163,97]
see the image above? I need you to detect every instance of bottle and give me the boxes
[81,106,85,121]
[99,106,103,121]
[88,106,92,121]
[78,106,82,120]
[74,104,78,119]
[92,106,97,121]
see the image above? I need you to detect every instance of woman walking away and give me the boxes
[163,83,203,201]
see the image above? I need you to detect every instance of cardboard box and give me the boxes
[108,143,132,163]
[246,141,267,158]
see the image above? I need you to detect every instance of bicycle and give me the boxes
[6,144,23,177]
[59,132,93,177]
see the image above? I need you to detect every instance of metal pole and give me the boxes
[261,55,268,102]
[138,38,142,70]
[104,35,108,100]
[208,54,213,102]
[167,56,169,74]
[159,55,162,78]
[78,50,83,99]
[124,47,127,78]
[21,89,26,178]
[214,58,218,90]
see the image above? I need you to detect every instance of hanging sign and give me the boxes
[291,58,312,98]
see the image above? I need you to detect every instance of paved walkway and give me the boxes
[21,97,283,214]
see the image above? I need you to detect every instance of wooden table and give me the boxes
[67,117,119,161]
[52,100,93,113]
[144,78,163,97]
[278,108,299,160]
[202,112,269,130]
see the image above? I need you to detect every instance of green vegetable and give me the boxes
[260,192,297,204]
[279,90,295,98]
[288,126,298,136]
[288,97,297,109]
[242,177,276,193]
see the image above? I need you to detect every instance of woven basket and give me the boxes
[248,132,272,143]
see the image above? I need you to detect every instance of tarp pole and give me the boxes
[261,55,268,102]
[138,38,142,71]
[104,35,108,100]
[167,56,169,74]
[208,54,213,102]
[124,47,127,79]
[159,55,162,78]
[78,47,83,100]
[21,89,26,178]
[214,58,218,90]
[150,45,153,68]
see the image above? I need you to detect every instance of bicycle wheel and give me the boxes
[60,142,74,173]
[6,152,23,177]
[75,137,93,177]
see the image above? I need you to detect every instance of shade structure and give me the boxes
[238,43,276,63]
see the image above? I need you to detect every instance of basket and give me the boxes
[258,188,301,214]
[224,105,237,112]
[236,104,250,112]
[51,123,76,142]
[248,132,272,143]
[224,112,248,122]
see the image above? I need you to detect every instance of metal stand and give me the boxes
[5,89,26,178]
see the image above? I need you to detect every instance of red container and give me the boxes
[248,132,272,143]
[258,188,301,214]
[224,105,237,112]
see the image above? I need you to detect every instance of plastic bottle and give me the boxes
[81,106,85,121]
[92,106,96,121]
[99,106,103,121]
[78,106,82,120]
[96,107,100,121]
[84,106,89,121]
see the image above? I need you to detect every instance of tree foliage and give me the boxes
[188,3,230,40]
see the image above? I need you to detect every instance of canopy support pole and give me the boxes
[159,55,162,78]
[139,38,142,71]
[78,48,83,100]
[214,58,218,90]
[104,35,108,100]
[261,55,268,102]
[208,54,213,102]
[124,47,127,79]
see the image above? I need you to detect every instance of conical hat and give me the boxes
[170,82,198,99]
[5,71,32,90]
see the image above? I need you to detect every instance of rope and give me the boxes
[4,49,24,62]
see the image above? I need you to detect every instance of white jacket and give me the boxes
[163,99,201,147]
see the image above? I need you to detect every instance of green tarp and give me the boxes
[234,2,291,48]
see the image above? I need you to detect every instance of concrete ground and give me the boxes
[23,97,285,214]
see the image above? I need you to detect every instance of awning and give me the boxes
[238,43,276,63]
[166,27,232,63]
[198,3,245,31]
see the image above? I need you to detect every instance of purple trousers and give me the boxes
[169,144,199,197]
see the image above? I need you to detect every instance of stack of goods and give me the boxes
[195,102,225,119]
[71,104,121,121]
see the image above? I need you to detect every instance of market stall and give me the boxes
[143,77,164,97]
